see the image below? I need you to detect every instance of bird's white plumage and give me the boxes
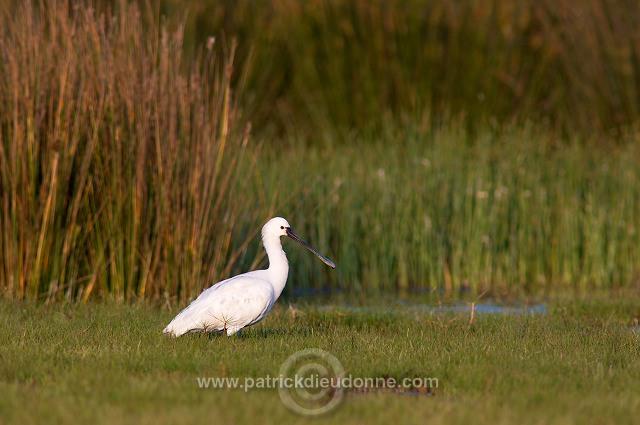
[162,272,275,336]
[163,217,334,337]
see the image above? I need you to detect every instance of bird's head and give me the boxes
[262,217,291,238]
[261,217,335,269]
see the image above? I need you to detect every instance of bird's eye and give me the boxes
[280,226,285,229]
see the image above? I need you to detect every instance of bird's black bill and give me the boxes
[286,228,336,269]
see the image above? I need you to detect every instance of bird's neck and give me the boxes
[264,235,289,297]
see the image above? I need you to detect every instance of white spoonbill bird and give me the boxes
[163,217,335,337]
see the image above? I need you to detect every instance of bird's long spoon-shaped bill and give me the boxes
[286,228,336,269]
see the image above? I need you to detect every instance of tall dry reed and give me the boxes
[0,0,262,302]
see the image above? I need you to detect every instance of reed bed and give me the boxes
[1,1,639,301]
[255,124,640,296]
[0,0,262,302]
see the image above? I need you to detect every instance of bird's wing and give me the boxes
[163,271,275,336]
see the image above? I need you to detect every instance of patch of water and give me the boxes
[300,301,547,316]
[406,302,547,315]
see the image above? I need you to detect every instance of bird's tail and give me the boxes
[162,325,178,337]
[162,318,191,337]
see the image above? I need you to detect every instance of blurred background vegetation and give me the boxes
[160,0,640,138]
[1,0,639,302]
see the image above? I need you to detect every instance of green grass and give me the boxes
[1,299,639,424]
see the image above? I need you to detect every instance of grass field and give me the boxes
[1,299,639,424]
